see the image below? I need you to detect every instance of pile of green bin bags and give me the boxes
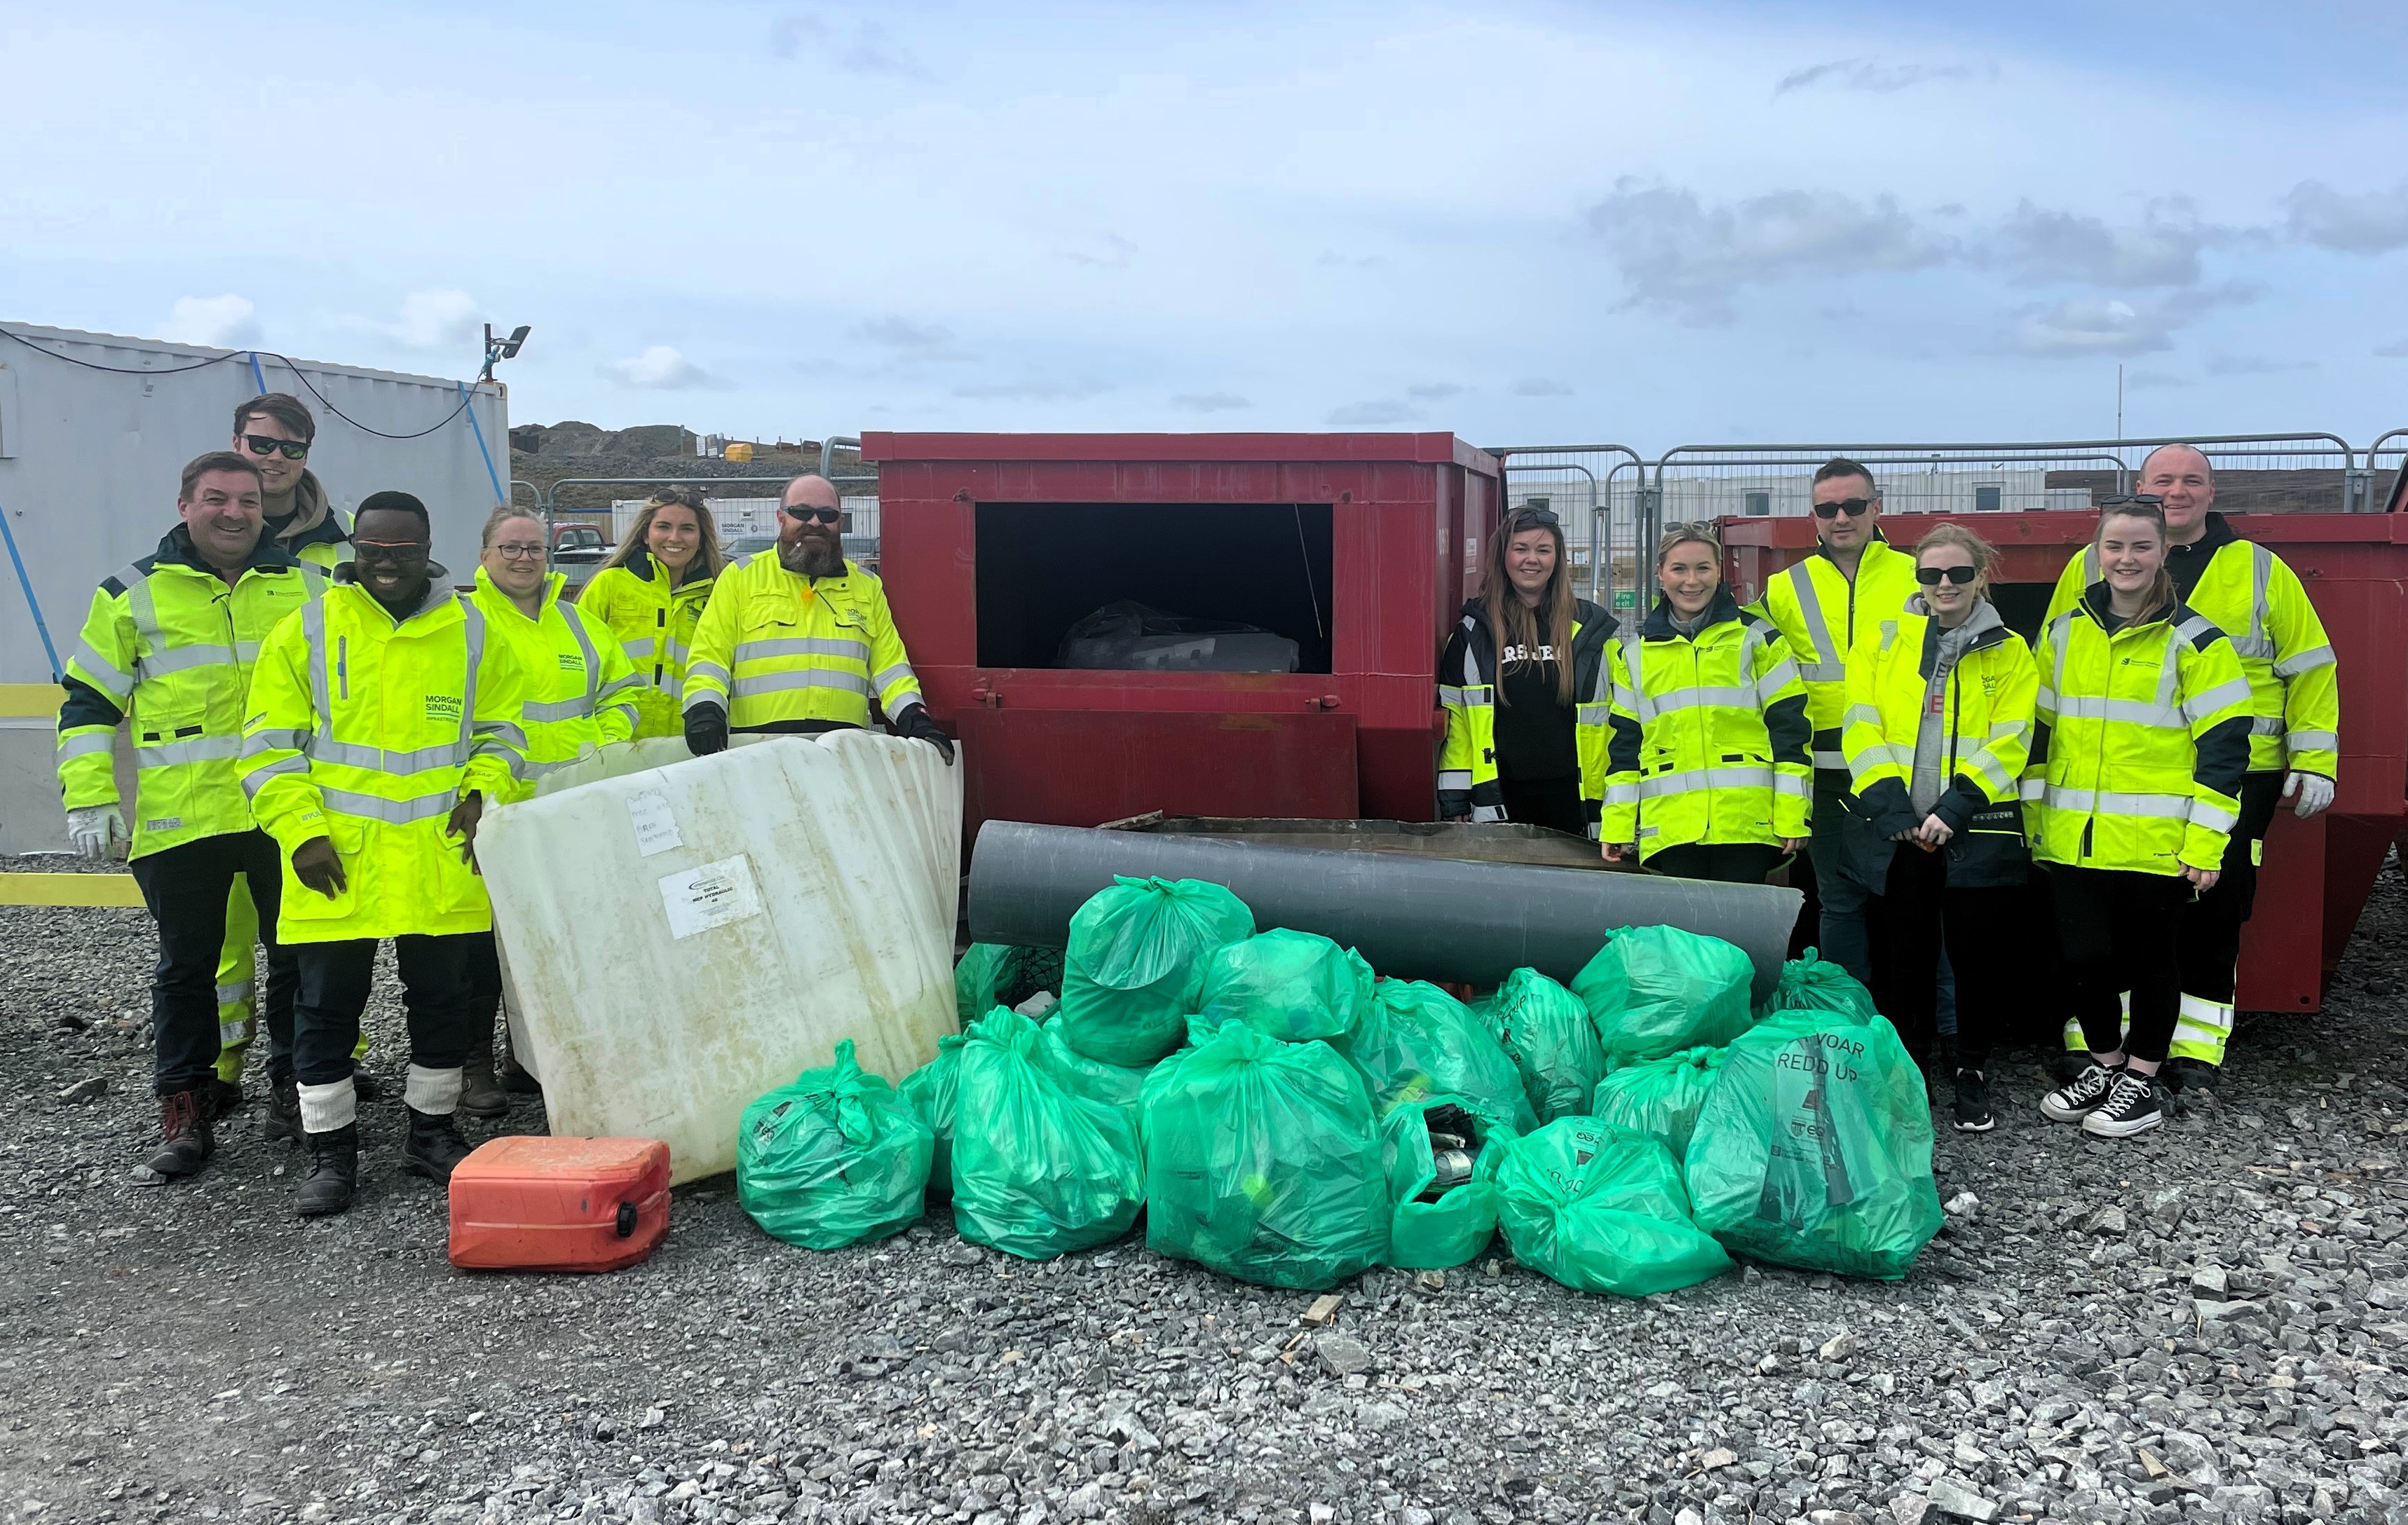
[740,882,1943,1288]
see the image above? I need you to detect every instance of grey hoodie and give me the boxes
[1907,594,2004,816]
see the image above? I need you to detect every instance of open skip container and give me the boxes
[448,1136,672,1273]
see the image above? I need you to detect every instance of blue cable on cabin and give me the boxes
[458,381,505,506]
[0,506,63,681]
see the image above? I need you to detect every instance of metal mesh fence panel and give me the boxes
[1487,446,1648,613]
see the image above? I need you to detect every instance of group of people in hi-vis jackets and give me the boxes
[56,409,950,1217]
[1440,451,2340,1142]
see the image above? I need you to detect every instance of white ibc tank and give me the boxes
[477,732,962,1184]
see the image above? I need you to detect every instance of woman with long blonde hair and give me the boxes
[1437,505,1619,835]
[576,490,726,739]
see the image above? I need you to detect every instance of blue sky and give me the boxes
[6,0,2405,451]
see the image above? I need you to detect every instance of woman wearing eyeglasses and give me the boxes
[1438,505,1619,835]
[1837,524,2036,1131]
[1598,524,1811,882]
[2027,498,2252,1140]
[578,489,726,739]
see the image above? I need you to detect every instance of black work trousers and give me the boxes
[1499,774,1586,837]
[128,830,297,1095]
[464,930,503,1041]
[1647,842,1785,885]
[2048,864,2193,1066]
[1863,842,2020,1073]
[2173,771,2285,1062]
[292,934,479,1087]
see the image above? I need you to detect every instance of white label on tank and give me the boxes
[658,854,762,939]
[627,789,683,857]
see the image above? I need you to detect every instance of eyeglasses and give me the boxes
[2097,493,2165,510]
[491,544,546,561]
[240,434,310,461]
[782,505,841,526]
[353,539,428,566]
[1811,497,1875,519]
[1914,565,1979,586]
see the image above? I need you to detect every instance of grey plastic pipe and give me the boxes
[967,821,1802,999]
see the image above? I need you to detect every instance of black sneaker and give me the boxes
[1952,1069,1995,1133]
[2039,1062,2120,1123]
[2082,1071,2166,1139]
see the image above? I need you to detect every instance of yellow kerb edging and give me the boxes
[0,873,146,908]
[0,684,64,719]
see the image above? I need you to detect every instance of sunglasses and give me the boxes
[2098,493,2165,510]
[781,505,841,526]
[1507,506,1560,528]
[240,433,310,460]
[353,539,429,565]
[1811,497,1874,519]
[1914,565,1978,586]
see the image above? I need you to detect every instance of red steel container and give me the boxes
[448,1136,672,1273]
[866,432,1502,833]
[1723,510,2408,1014]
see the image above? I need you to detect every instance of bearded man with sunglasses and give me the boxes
[681,472,953,762]
[1755,458,1921,986]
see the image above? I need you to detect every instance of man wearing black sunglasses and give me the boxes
[232,393,351,574]
[1755,458,1921,986]
[681,472,953,762]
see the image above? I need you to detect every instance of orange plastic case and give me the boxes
[447,1136,671,1272]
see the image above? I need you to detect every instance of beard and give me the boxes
[779,530,845,579]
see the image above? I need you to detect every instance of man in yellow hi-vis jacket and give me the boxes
[680,473,953,762]
[55,451,324,1179]
[242,491,527,1217]
[2040,444,2340,1087]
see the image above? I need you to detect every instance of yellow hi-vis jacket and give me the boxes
[576,552,717,739]
[240,566,528,943]
[1597,591,1813,859]
[1755,536,1922,772]
[1436,596,1620,832]
[1839,599,2038,892]
[2025,585,2254,876]
[2043,512,2337,780]
[56,526,326,859]
[470,568,641,792]
[682,552,925,732]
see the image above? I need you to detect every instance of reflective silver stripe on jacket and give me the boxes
[730,669,873,699]
[72,637,137,699]
[2226,545,2276,660]
[733,636,871,663]
[2273,643,2334,678]
[872,662,919,695]
[55,731,114,761]
[134,734,244,770]
[522,695,595,723]
[318,785,459,824]
[2287,730,2338,753]
[1635,765,1778,799]
[1779,565,1845,683]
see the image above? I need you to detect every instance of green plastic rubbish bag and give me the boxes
[897,1032,967,1201]
[1338,980,1537,1133]
[1198,929,1374,1043]
[1684,1010,1943,1280]
[1056,877,1255,1067]
[737,1039,934,1250]
[1573,926,1754,1072]
[1763,950,1881,1025]
[1490,1116,1734,1296]
[1379,1095,1516,1269]
[1589,1044,1726,1158]
[1142,1019,1390,1290]
[953,944,1027,1027]
[1473,967,1606,1123]
[1030,1018,1154,1121]
[951,1009,1143,1260]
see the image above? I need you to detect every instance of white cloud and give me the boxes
[161,294,258,348]
[2012,283,2257,358]
[2283,179,2408,254]
[1326,400,1420,425]
[1987,198,2224,289]
[381,289,483,350]
[601,344,721,390]
[1169,392,1251,412]
[768,14,931,78]
[1774,57,1998,97]
[1406,382,1466,402]
[2205,353,2316,377]
[1587,181,1954,324]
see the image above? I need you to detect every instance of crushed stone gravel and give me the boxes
[5,852,2408,1525]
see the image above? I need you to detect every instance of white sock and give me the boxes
[404,1064,465,1116]
[297,1078,358,1133]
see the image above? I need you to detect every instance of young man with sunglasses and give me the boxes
[1755,458,1921,986]
[233,393,351,572]
[681,472,953,762]
[2041,445,2339,1097]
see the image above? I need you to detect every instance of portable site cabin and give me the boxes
[0,323,510,854]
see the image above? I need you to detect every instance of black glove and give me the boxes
[683,703,729,758]
[892,704,955,765]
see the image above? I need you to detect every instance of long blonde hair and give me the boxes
[1479,507,1577,706]
[1912,522,1998,599]
[601,488,723,582]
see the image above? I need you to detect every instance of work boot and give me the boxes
[401,1107,474,1183]
[2164,1056,2220,1105]
[458,1029,509,1121]
[208,1077,246,1120]
[296,1125,360,1217]
[498,1025,541,1095]
[351,1069,384,1103]
[263,1076,303,1144]
[137,1089,215,1182]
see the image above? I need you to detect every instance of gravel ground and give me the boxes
[6,854,2408,1525]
